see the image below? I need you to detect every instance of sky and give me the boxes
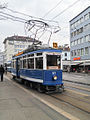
[0,0,90,51]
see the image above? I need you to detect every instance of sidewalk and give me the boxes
[63,72,90,86]
[0,74,67,120]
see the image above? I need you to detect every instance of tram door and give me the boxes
[16,58,20,77]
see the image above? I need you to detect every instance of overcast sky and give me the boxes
[0,0,90,51]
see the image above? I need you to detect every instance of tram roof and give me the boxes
[12,49,62,59]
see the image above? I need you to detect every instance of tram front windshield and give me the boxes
[47,55,61,69]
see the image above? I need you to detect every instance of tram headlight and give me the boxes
[53,75,57,80]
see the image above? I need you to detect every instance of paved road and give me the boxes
[63,72,90,85]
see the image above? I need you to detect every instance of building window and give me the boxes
[74,31,76,36]
[9,40,14,45]
[77,49,80,56]
[80,17,83,23]
[75,40,77,45]
[81,48,84,56]
[78,38,80,44]
[72,41,75,46]
[71,32,74,38]
[84,13,90,20]
[85,47,89,55]
[77,29,79,35]
[84,24,90,31]
[71,51,73,57]
[65,58,67,60]
[85,35,89,42]
[71,42,73,46]
[80,37,84,43]
[79,27,83,33]
[65,53,67,56]
[74,50,76,56]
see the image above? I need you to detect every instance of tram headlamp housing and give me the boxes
[53,75,57,80]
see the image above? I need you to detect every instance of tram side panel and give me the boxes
[20,69,43,83]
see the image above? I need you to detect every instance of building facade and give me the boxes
[3,35,40,63]
[0,51,5,65]
[58,45,70,71]
[70,6,90,72]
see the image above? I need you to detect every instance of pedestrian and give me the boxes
[5,66,7,74]
[67,66,70,73]
[0,65,5,82]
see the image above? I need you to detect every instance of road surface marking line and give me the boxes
[5,76,80,120]
[66,89,89,96]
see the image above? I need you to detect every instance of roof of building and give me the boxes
[58,46,70,51]
[70,6,90,22]
[3,35,40,43]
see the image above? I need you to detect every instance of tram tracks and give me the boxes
[49,90,90,114]
[64,83,90,92]
[63,79,90,86]
[6,73,90,114]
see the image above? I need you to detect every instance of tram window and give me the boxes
[23,59,27,68]
[23,55,26,58]
[28,54,34,57]
[14,61,16,69]
[27,58,34,69]
[20,60,23,69]
[47,55,61,69]
[36,57,43,69]
[36,53,42,56]
[12,61,14,68]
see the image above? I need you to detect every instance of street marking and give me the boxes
[5,76,80,120]
[66,88,89,96]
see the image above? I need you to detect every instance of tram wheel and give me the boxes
[30,83,33,88]
[21,79,24,84]
[37,84,44,93]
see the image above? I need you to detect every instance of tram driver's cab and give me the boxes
[46,52,61,70]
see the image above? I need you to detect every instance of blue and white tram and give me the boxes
[11,49,64,92]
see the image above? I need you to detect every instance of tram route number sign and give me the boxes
[53,42,58,49]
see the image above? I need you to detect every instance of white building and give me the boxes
[0,51,4,65]
[3,35,41,63]
[58,46,70,71]
[62,50,70,61]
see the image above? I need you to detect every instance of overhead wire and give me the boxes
[42,0,64,18]
[5,7,58,24]
[0,11,27,22]
[51,0,81,20]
